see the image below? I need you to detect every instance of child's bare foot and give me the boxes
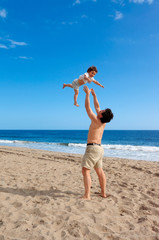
[74,103,79,107]
[63,84,66,89]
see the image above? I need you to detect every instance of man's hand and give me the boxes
[83,86,91,94]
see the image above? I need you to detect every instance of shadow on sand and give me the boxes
[0,186,80,198]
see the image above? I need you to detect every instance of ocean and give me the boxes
[0,130,159,162]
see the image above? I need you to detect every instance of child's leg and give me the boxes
[74,89,79,107]
[63,84,73,89]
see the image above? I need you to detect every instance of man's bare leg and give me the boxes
[82,167,91,200]
[63,84,73,89]
[94,168,106,198]
[74,89,79,107]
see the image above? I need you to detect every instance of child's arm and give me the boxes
[84,75,92,83]
[93,80,104,88]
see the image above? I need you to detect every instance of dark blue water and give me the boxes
[0,130,159,146]
[0,130,159,161]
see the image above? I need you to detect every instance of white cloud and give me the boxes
[111,0,125,6]
[73,0,81,5]
[0,43,8,49]
[61,15,87,26]
[0,8,7,18]
[147,0,154,3]
[114,11,123,20]
[0,37,28,50]
[61,21,78,25]
[18,56,32,60]
[73,0,97,6]
[129,0,154,4]
[7,39,28,48]
[81,14,88,18]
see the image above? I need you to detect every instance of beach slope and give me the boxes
[0,146,159,240]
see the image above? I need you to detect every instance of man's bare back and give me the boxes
[87,121,106,144]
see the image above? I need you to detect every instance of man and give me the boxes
[82,86,114,200]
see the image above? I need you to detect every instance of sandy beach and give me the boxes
[0,146,159,240]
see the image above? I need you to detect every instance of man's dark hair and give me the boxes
[100,108,114,123]
[87,66,98,73]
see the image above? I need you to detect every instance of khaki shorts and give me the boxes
[81,145,104,169]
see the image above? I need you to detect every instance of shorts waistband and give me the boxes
[87,143,101,146]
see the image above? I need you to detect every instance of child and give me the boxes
[63,66,104,107]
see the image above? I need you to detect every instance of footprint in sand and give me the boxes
[119,207,134,217]
[108,194,118,204]
[148,200,159,208]
[147,190,156,197]
[65,206,71,213]
[125,221,135,230]
[0,235,4,240]
[0,220,3,227]
[119,182,128,188]
[154,173,159,177]
[52,218,66,232]
[152,225,159,233]
[61,230,67,238]
[139,204,150,211]
[152,220,159,234]
[131,166,143,171]
[120,195,135,208]
[27,208,47,217]
[12,201,23,208]
[95,223,112,233]
[138,216,147,223]
[14,220,27,228]
[67,220,81,238]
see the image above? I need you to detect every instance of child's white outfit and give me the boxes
[72,73,95,90]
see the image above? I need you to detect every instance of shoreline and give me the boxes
[0,144,158,162]
[0,146,159,239]
[1,129,159,162]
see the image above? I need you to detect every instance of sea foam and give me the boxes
[0,139,159,161]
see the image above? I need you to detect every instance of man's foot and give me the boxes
[81,195,91,200]
[63,84,66,89]
[101,194,107,198]
[94,192,110,198]
[74,103,79,107]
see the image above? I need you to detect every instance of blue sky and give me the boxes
[0,0,159,130]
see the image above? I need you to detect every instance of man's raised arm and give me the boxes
[90,88,100,114]
[83,86,98,122]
